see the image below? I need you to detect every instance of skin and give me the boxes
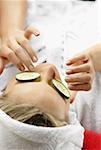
[4,63,70,122]
[0,0,39,73]
[65,44,101,91]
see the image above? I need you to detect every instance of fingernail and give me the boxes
[66,60,71,65]
[20,66,25,71]
[33,56,38,62]
[35,31,40,36]
[29,64,34,71]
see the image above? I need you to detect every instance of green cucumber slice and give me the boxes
[16,72,40,82]
[52,79,70,99]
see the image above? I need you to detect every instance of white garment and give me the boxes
[0,110,84,150]
[97,0,101,38]
[73,72,101,133]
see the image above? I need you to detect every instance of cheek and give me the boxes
[65,100,70,113]
[5,78,17,94]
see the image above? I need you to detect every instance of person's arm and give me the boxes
[87,44,101,72]
[0,0,27,39]
[83,129,101,150]
[0,0,40,73]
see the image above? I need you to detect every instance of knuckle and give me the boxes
[21,39,27,45]
[15,47,21,54]
[24,58,31,65]
[8,51,14,58]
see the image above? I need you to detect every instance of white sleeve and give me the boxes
[97,0,101,38]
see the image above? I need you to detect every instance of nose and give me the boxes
[41,65,60,83]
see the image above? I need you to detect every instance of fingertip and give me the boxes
[66,70,72,74]
[33,56,38,62]
[68,84,74,90]
[66,60,72,65]
[34,31,40,36]
[25,26,40,39]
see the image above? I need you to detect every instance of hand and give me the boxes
[0,26,40,73]
[65,53,95,91]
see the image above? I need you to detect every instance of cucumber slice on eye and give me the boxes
[52,79,70,99]
[16,72,40,82]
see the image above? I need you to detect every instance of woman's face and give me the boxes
[5,63,70,122]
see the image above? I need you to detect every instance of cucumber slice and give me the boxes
[16,72,40,82]
[52,79,70,99]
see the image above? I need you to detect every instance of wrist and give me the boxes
[1,28,22,43]
[86,44,101,72]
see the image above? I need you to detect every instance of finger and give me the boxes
[66,63,90,74]
[8,38,34,71]
[69,91,77,103]
[0,46,25,71]
[25,26,40,39]
[65,73,91,83]
[14,46,34,71]
[68,83,91,91]
[66,54,89,65]
[17,37,38,62]
[0,57,5,74]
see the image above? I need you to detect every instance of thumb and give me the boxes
[24,26,40,40]
[0,57,5,75]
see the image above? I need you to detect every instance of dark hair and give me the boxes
[24,114,56,127]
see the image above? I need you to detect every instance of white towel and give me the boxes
[0,110,84,150]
